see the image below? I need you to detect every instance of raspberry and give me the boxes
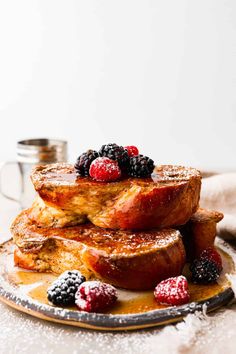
[47,270,86,306]
[89,157,121,182]
[128,154,154,178]
[99,143,129,170]
[199,247,223,272]
[75,281,117,312]
[74,150,99,176]
[154,276,190,306]
[124,145,139,157]
[190,258,220,284]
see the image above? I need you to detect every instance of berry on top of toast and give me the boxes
[89,157,121,182]
[124,145,139,157]
[75,143,154,181]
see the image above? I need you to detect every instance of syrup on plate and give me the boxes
[2,242,232,315]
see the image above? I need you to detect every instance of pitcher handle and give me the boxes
[0,161,21,203]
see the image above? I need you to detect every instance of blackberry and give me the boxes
[128,154,154,178]
[75,150,99,176]
[47,270,86,306]
[190,258,220,284]
[99,143,129,170]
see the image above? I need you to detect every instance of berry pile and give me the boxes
[154,275,190,306]
[47,272,118,312]
[74,143,155,182]
[190,247,223,284]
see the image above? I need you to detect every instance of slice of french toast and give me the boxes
[30,163,201,230]
[11,210,186,290]
[180,208,224,260]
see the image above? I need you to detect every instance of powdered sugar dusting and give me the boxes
[1,300,236,354]
[153,165,201,183]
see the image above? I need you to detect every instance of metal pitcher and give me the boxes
[0,138,67,209]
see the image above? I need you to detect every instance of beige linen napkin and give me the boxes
[200,173,236,240]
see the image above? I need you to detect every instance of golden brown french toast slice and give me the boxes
[30,163,201,230]
[11,210,186,290]
[180,208,224,260]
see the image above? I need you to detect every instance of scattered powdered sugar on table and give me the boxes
[1,300,236,354]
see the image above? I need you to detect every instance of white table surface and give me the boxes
[1,196,236,354]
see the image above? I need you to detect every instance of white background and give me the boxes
[0,0,236,171]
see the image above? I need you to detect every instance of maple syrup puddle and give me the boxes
[5,246,232,315]
[25,278,225,314]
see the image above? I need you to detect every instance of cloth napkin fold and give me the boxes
[200,173,236,240]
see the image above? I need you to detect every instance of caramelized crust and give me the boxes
[29,195,86,228]
[30,163,201,230]
[11,210,186,290]
[180,208,224,260]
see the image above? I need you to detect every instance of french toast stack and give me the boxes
[11,157,223,290]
